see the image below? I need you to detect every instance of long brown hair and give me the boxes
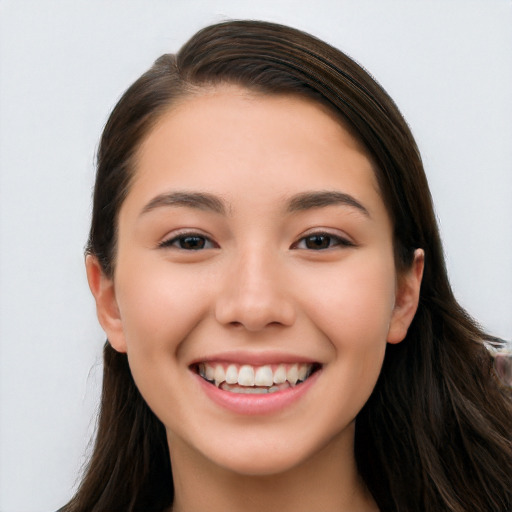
[63,20,511,512]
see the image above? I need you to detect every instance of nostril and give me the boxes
[215,286,296,331]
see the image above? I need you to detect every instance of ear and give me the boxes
[387,249,424,344]
[85,254,127,353]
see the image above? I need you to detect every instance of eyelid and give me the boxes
[158,229,219,250]
[291,229,355,250]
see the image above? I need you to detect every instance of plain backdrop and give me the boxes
[0,1,511,511]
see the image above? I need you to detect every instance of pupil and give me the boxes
[180,236,205,250]
[306,235,329,249]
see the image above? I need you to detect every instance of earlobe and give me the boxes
[85,254,127,353]
[387,249,424,344]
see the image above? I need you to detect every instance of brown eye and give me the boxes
[305,234,331,250]
[179,236,207,250]
[293,232,354,250]
[159,233,216,250]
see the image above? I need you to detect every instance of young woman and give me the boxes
[62,20,511,512]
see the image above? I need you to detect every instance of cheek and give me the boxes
[301,254,396,345]
[296,253,396,405]
[112,258,214,423]
[114,257,212,355]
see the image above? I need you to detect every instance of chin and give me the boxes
[196,424,352,478]
[213,449,310,477]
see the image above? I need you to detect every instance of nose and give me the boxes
[215,249,296,331]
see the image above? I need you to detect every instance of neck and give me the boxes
[168,424,378,512]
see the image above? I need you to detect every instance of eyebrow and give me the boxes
[139,189,369,218]
[140,191,226,216]
[286,191,370,217]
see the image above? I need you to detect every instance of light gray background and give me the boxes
[0,1,511,511]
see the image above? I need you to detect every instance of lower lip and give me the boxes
[194,369,321,415]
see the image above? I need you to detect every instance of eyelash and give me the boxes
[158,232,218,251]
[292,232,355,251]
[159,231,354,251]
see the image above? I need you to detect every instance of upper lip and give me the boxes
[188,350,320,367]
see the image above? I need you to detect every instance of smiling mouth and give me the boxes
[193,362,321,394]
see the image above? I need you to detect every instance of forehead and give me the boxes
[125,85,385,219]
[148,85,371,158]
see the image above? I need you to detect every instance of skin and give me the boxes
[86,85,424,512]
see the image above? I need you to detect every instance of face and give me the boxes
[87,85,422,477]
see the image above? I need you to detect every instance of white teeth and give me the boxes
[298,364,308,381]
[238,365,255,386]
[214,364,225,386]
[205,364,215,381]
[225,364,238,384]
[241,386,264,394]
[254,365,273,386]
[273,364,287,384]
[220,382,291,394]
[286,364,299,385]
[198,361,316,390]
